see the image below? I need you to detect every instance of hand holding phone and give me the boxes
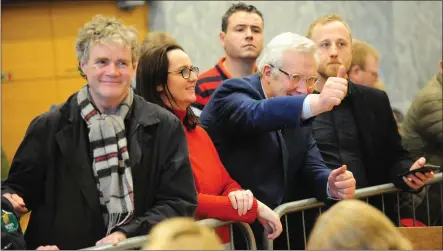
[398,164,440,177]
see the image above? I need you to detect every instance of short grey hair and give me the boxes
[75,15,140,65]
[258,32,318,75]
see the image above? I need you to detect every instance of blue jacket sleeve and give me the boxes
[211,79,308,133]
[301,133,331,202]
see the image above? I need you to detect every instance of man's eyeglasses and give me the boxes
[269,64,319,88]
[168,66,200,79]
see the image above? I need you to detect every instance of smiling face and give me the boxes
[310,20,353,79]
[158,49,197,110]
[220,11,264,61]
[263,50,317,97]
[81,42,135,108]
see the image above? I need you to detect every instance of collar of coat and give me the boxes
[59,91,160,128]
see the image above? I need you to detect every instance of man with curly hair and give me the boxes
[1,15,197,250]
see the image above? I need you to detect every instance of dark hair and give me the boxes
[221,2,264,32]
[136,43,198,131]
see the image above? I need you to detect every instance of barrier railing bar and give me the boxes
[81,235,148,251]
[397,192,401,226]
[302,210,307,248]
[440,182,443,226]
[426,187,430,226]
[236,222,257,250]
[412,193,416,226]
[229,224,234,250]
[284,214,290,250]
[274,173,441,218]
[82,218,257,250]
[381,194,385,214]
[266,173,442,250]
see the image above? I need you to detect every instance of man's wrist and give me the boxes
[301,95,313,120]
[307,94,321,117]
[326,181,340,201]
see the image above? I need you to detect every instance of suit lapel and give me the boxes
[349,83,375,159]
[126,96,160,174]
[55,119,103,223]
[252,74,289,195]
[277,130,289,193]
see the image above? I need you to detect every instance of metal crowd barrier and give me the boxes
[265,172,442,250]
[82,218,256,250]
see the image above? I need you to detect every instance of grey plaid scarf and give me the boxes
[77,85,135,235]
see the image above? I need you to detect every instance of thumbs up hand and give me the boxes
[328,165,356,200]
[336,64,347,78]
[308,65,348,116]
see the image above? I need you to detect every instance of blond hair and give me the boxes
[372,79,386,91]
[75,15,139,65]
[306,14,352,40]
[141,31,178,54]
[307,200,413,250]
[143,217,224,250]
[351,39,380,72]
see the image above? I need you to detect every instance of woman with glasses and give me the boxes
[136,43,282,245]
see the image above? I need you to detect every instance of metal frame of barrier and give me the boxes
[265,173,442,250]
[82,218,257,250]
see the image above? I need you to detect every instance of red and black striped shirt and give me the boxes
[192,57,232,111]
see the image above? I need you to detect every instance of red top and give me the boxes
[174,109,258,243]
[194,57,258,110]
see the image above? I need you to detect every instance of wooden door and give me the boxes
[1,4,58,161]
[1,1,148,163]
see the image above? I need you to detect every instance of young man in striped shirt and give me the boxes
[192,2,264,114]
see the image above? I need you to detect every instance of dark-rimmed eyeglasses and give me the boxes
[269,64,319,88]
[168,66,199,79]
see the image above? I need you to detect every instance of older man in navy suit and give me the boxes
[200,32,356,249]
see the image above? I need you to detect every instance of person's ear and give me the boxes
[219,31,226,48]
[156,85,164,92]
[349,64,360,75]
[264,65,273,77]
[78,61,87,79]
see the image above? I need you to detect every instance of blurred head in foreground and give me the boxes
[307,199,413,250]
[143,217,224,250]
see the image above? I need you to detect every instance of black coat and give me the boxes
[316,82,413,189]
[1,93,197,249]
[313,82,414,221]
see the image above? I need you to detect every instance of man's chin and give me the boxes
[326,67,340,77]
[240,53,260,61]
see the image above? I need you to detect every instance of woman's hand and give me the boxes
[228,190,254,216]
[257,201,282,240]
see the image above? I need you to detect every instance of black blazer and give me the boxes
[1,93,197,249]
[312,82,414,220]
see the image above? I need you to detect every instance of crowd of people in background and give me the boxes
[1,2,441,250]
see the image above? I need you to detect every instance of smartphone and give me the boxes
[399,164,440,177]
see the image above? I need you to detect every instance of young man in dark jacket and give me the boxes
[1,15,197,250]
[306,14,434,223]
